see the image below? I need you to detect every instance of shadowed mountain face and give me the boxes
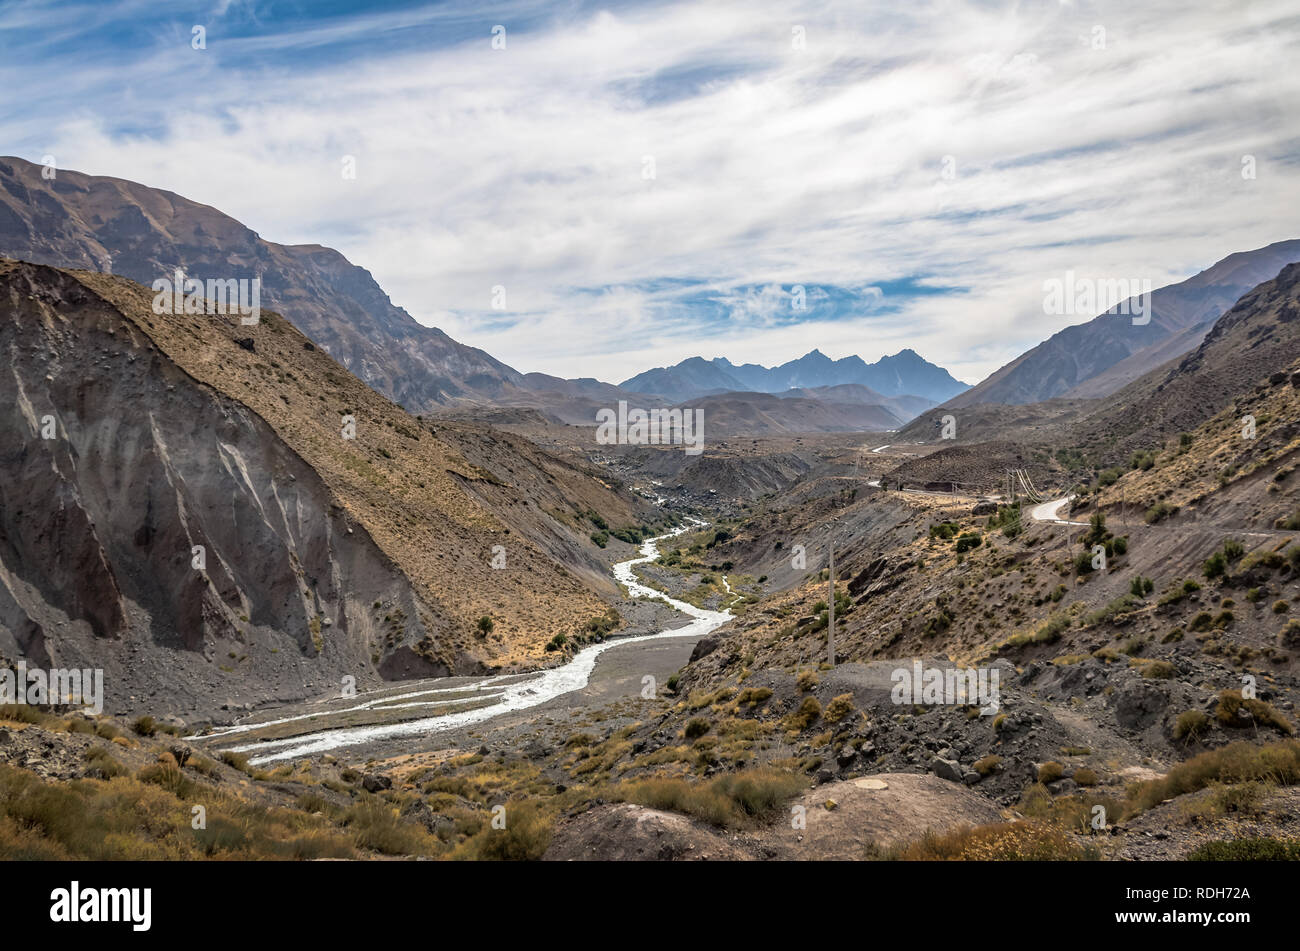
[0,157,970,432]
[622,348,969,404]
[900,260,1300,461]
[781,384,936,424]
[946,239,1300,409]
[1073,260,1300,456]
[620,357,748,401]
[0,156,529,412]
[0,259,649,717]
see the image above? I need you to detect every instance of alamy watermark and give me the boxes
[595,400,704,455]
[891,660,1000,714]
[50,881,150,931]
[151,269,261,325]
[1043,271,1152,325]
[0,661,104,714]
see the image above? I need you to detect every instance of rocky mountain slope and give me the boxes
[1071,261,1300,462]
[781,383,936,423]
[0,260,653,719]
[945,239,1300,409]
[0,156,614,417]
[899,259,1300,486]
[6,265,1300,861]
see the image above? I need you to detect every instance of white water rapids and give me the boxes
[202,523,731,765]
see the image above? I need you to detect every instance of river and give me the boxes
[201,523,731,765]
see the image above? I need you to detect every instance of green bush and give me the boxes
[82,746,127,779]
[453,801,552,861]
[1139,660,1176,679]
[1082,512,1110,548]
[1144,501,1178,524]
[1126,741,1300,815]
[615,767,807,828]
[344,801,439,857]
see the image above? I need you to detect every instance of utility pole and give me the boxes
[827,539,836,667]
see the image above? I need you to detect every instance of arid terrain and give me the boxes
[3,166,1300,866]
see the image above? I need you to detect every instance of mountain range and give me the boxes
[6,159,1300,864]
[4,154,1296,442]
[622,348,969,405]
[0,156,967,431]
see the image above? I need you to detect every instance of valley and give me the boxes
[2,165,1300,866]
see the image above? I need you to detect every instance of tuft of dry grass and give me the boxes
[613,767,808,829]
[1214,691,1294,735]
[784,696,822,731]
[1126,741,1300,816]
[890,820,1099,861]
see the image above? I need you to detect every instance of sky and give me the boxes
[2,0,1298,384]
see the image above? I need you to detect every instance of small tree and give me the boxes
[1083,511,1108,547]
[476,616,494,637]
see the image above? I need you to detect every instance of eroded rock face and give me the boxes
[1110,681,1169,731]
[689,635,721,662]
[0,263,433,717]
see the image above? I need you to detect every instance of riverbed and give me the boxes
[199,525,730,765]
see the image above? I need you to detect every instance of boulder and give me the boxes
[689,635,721,662]
[931,757,965,783]
[1111,681,1168,730]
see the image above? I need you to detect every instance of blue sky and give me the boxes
[2,0,1299,383]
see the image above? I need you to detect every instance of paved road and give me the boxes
[1030,496,1087,525]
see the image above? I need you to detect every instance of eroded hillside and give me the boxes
[0,261,657,718]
